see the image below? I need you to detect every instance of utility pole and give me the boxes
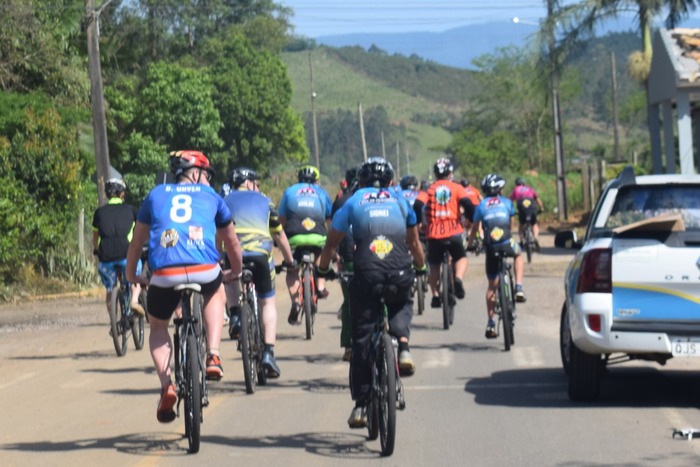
[358,102,368,161]
[405,148,411,174]
[395,140,401,177]
[308,51,320,169]
[86,0,112,207]
[381,132,386,158]
[611,51,621,162]
[547,0,567,220]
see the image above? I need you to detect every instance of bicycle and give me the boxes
[520,215,538,264]
[108,267,145,357]
[492,249,516,351]
[172,283,209,454]
[238,261,267,394]
[339,272,406,457]
[411,272,426,315]
[439,245,456,330]
[283,246,318,340]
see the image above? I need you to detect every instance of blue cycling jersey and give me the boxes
[473,195,515,246]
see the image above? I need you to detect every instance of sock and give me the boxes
[264,344,275,354]
[398,341,409,353]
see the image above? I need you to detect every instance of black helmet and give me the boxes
[298,164,320,183]
[515,177,525,186]
[481,173,506,196]
[357,156,394,188]
[400,175,418,190]
[230,167,260,188]
[105,178,126,198]
[460,178,470,188]
[433,157,453,178]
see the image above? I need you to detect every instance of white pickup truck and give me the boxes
[555,167,700,401]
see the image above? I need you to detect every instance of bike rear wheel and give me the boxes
[253,304,267,386]
[302,268,314,340]
[440,262,450,330]
[415,276,425,315]
[132,290,145,350]
[524,226,534,264]
[184,332,202,453]
[109,287,128,356]
[499,270,515,351]
[239,302,256,394]
[378,332,397,456]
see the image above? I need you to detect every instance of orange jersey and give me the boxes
[416,180,469,239]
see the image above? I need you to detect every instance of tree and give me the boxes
[208,32,308,174]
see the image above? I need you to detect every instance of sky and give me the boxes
[278,0,700,38]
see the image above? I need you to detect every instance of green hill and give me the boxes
[281,46,476,180]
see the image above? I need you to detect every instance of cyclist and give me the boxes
[126,150,243,423]
[413,158,474,308]
[459,178,483,248]
[467,173,526,339]
[399,174,420,207]
[222,167,295,378]
[332,165,360,361]
[509,177,544,247]
[278,164,333,325]
[92,178,145,324]
[317,156,427,428]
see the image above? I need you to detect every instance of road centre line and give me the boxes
[0,372,37,390]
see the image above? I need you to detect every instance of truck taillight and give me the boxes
[576,248,612,294]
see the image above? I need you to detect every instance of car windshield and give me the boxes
[604,185,700,230]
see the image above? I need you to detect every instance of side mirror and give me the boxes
[554,230,580,249]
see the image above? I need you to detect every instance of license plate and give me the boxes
[671,338,700,357]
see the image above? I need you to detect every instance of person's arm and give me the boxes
[406,226,425,270]
[467,221,480,249]
[272,229,295,265]
[126,221,149,285]
[413,199,424,224]
[218,222,243,278]
[318,229,345,272]
[92,231,99,254]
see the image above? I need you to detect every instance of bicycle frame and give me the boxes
[238,263,266,393]
[297,248,317,340]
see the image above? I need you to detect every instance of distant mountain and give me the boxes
[316,19,700,70]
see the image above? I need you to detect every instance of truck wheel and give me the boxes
[568,340,603,402]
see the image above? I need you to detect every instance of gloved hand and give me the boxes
[414,264,428,276]
[317,266,338,280]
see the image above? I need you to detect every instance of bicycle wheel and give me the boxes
[440,261,450,330]
[254,304,268,386]
[415,276,425,315]
[109,287,128,356]
[184,332,202,453]
[379,332,397,456]
[499,270,514,351]
[238,302,256,394]
[367,389,379,441]
[302,268,314,340]
[132,290,146,350]
[192,292,207,360]
[524,227,533,264]
[447,266,455,326]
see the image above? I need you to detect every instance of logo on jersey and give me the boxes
[489,227,505,242]
[522,199,532,208]
[301,217,316,231]
[160,229,179,247]
[361,190,393,204]
[187,225,205,247]
[435,186,451,205]
[486,197,502,207]
[370,235,393,259]
[297,187,316,196]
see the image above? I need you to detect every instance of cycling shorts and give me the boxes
[517,200,539,225]
[225,253,276,299]
[427,234,466,266]
[288,233,326,250]
[485,239,521,280]
[98,259,142,290]
[147,266,223,320]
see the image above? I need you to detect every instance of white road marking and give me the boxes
[512,346,546,368]
[0,372,36,390]
[422,348,453,369]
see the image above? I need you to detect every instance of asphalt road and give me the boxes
[2,234,700,466]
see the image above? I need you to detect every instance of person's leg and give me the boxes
[149,315,173,388]
[203,284,225,357]
[259,295,282,377]
[484,251,499,338]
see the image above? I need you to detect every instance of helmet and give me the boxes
[298,164,320,183]
[515,177,525,186]
[419,180,430,191]
[230,167,260,188]
[459,178,471,188]
[345,166,358,185]
[400,175,418,190]
[433,157,453,178]
[481,173,506,196]
[357,156,394,188]
[105,178,126,198]
[169,150,214,178]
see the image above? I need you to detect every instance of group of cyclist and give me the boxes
[91,148,543,429]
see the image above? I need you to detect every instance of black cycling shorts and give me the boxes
[147,271,223,321]
[427,234,467,266]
